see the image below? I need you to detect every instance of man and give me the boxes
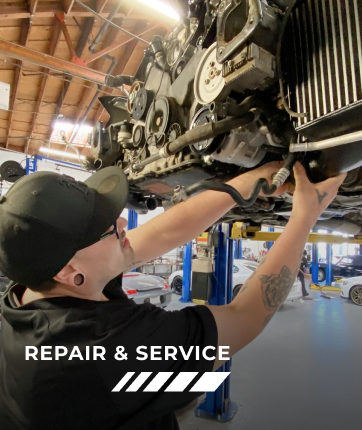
[298,250,309,296]
[0,161,345,430]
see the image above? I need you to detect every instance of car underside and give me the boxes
[84,0,362,234]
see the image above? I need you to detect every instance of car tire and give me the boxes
[350,285,362,306]
[233,284,243,300]
[318,268,326,282]
[171,276,183,295]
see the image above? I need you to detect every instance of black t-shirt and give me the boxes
[0,279,218,430]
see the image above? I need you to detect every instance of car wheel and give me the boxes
[233,284,243,300]
[171,276,183,295]
[350,285,362,306]
[318,268,326,282]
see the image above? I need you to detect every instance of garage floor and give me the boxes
[168,281,362,430]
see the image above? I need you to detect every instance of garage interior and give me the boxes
[1,1,362,430]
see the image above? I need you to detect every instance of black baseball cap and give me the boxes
[0,167,129,287]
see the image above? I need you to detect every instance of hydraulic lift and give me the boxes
[187,222,362,422]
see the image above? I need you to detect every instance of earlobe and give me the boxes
[54,264,80,287]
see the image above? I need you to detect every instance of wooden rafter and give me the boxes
[96,0,109,13]
[92,35,141,124]
[71,25,121,131]
[0,4,150,20]
[27,0,39,15]
[63,0,75,15]
[6,20,32,149]
[43,16,96,144]
[26,18,63,152]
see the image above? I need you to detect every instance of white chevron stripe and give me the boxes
[189,372,230,392]
[126,372,153,392]
[143,372,174,392]
[111,372,135,392]
[164,372,199,392]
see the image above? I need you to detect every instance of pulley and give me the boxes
[194,42,230,105]
[189,106,224,154]
[145,96,178,145]
[132,87,154,121]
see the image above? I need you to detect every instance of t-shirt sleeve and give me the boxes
[97,304,219,427]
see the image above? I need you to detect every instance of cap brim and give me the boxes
[84,166,129,223]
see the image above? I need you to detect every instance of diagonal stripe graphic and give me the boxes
[143,372,174,392]
[111,372,135,392]
[164,372,199,392]
[189,372,230,392]
[126,372,153,392]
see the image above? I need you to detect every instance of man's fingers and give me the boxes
[293,162,309,185]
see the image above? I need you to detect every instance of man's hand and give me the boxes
[291,162,346,227]
[229,161,295,197]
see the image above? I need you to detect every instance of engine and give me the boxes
[84,0,362,233]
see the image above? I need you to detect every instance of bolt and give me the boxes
[210,61,215,67]
[250,15,254,24]
[205,79,210,84]
[219,48,224,55]
[177,66,182,75]
[227,60,234,67]
[219,2,225,10]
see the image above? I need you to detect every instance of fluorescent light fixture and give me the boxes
[135,0,180,21]
[39,147,86,161]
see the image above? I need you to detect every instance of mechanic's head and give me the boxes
[303,250,308,255]
[0,167,133,294]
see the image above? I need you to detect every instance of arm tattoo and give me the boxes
[263,314,274,328]
[259,266,298,312]
[315,189,328,204]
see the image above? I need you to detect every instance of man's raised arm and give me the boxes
[126,162,290,270]
[208,163,346,371]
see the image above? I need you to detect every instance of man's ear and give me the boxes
[53,263,79,287]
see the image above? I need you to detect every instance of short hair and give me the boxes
[28,278,58,293]
[303,250,308,255]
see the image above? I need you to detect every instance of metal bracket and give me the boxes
[216,0,262,64]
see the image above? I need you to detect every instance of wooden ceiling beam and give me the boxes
[26,19,63,153]
[6,20,32,149]
[84,24,161,64]
[0,4,149,20]
[93,35,141,124]
[27,0,39,15]
[63,0,75,15]
[44,15,97,144]
[96,0,109,13]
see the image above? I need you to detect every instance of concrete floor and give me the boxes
[168,282,362,430]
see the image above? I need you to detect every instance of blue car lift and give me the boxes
[127,210,138,231]
[180,241,192,303]
[195,224,238,422]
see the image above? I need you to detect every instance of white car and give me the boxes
[169,259,302,301]
[122,272,172,308]
[339,276,362,306]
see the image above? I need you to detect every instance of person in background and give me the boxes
[298,249,309,297]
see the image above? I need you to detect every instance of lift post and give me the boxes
[311,243,319,284]
[180,242,192,303]
[195,224,238,422]
[127,210,138,231]
[325,238,333,286]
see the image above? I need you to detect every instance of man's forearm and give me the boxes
[127,173,258,265]
[231,216,312,324]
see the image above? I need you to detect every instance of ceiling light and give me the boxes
[135,0,180,21]
[39,147,86,161]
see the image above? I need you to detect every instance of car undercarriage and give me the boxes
[84,0,362,234]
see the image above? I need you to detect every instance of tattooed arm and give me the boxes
[208,163,346,371]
